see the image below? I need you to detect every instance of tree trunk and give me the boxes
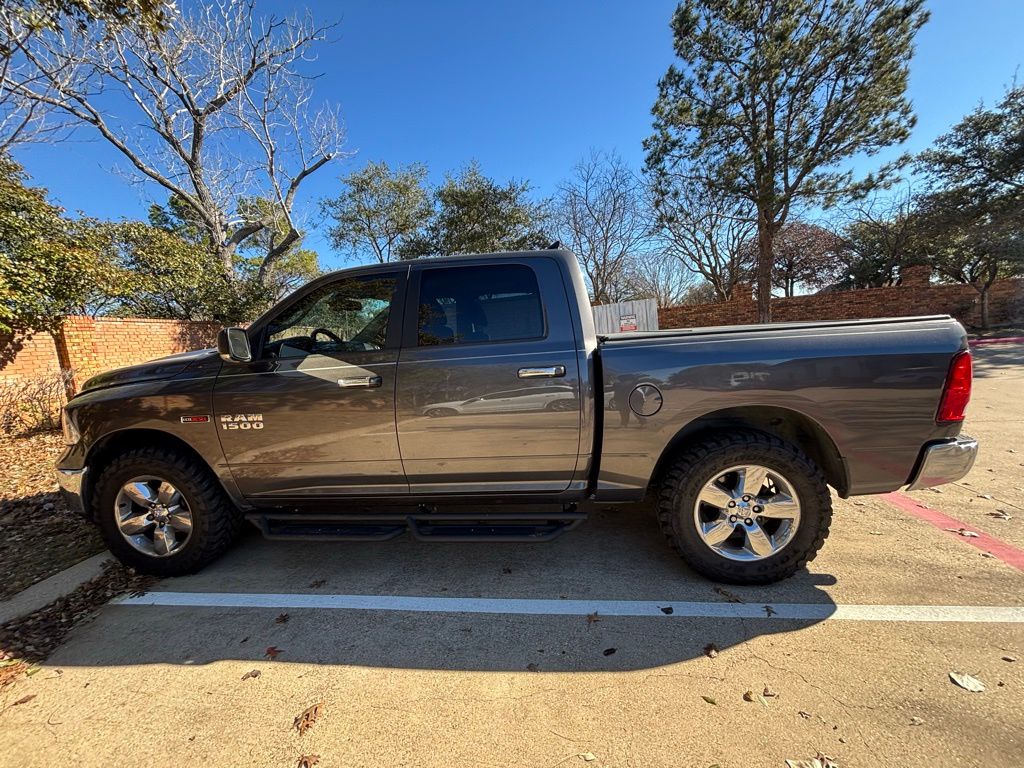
[756,210,774,323]
[980,284,991,330]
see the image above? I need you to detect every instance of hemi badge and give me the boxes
[180,415,211,424]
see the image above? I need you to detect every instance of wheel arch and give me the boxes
[649,406,848,498]
[84,428,243,519]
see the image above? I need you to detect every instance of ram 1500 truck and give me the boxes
[56,249,978,584]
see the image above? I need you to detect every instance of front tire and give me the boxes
[92,447,241,577]
[657,431,832,585]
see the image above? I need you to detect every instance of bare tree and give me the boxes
[624,250,692,308]
[554,151,654,304]
[655,179,756,302]
[0,0,342,286]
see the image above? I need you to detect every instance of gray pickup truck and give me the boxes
[56,249,977,584]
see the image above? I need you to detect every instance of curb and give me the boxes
[969,336,1024,346]
[0,552,111,625]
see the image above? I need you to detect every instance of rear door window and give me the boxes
[416,264,545,346]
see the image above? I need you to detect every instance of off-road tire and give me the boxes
[92,446,242,576]
[657,430,832,585]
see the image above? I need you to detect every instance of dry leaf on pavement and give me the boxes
[275,613,290,624]
[1001,655,1017,662]
[294,702,323,735]
[713,586,743,603]
[307,579,326,588]
[785,752,839,768]
[265,646,283,660]
[910,716,924,726]
[296,755,320,768]
[660,606,673,614]
[12,694,36,706]
[949,671,986,692]
[586,612,601,625]
[240,669,261,681]
[578,754,597,762]
[703,643,719,658]
[701,695,717,705]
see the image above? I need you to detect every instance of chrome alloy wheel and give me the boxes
[114,476,193,557]
[692,464,801,561]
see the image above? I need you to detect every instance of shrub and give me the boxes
[0,370,73,436]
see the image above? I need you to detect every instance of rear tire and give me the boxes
[92,446,242,577]
[657,431,832,585]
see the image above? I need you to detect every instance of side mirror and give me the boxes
[217,327,252,363]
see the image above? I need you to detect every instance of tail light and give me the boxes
[936,351,972,423]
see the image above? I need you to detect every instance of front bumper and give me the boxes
[56,467,89,519]
[906,436,978,491]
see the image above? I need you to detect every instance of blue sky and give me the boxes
[13,0,1024,270]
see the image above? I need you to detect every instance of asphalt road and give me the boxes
[2,346,1022,768]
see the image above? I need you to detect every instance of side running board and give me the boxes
[247,505,586,543]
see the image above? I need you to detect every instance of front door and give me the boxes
[214,269,407,500]
[395,258,583,493]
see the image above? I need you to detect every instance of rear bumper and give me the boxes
[906,436,978,491]
[56,467,89,520]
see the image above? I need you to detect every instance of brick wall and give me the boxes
[659,272,1024,330]
[0,331,63,381]
[1,317,221,391]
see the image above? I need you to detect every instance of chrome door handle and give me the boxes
[338,375,383,388]
[518,365,566,379]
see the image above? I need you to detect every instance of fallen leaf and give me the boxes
[763,605,776,617]
[265,646,283,660]
[868,530,884,535]
[979,494,994,500]
[743,690,755,702]
[602,648,616,656]
[307,579,326,588]
[275,613,290,624]
[294,702,323,735]
[240,669,261,681]
[586,612,601,626]
[798,710,812,719]
[703,643,719,659]
[660,606,674,615]
[762,685,778,698]
[785,753,839,768]
[239,636,249,644]
[526,663,539,672]
[296,755,320,768]
[701,695,717,705]
[713,586,743,603]
[12,694,36,706]
[1001,655,1017,663]
[987,510,1012,520]
[910,716,924,726]
[578,753,597,762]
[949,671,986,692]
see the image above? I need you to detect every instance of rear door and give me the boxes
[395,257,583,493]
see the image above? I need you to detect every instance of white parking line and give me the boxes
[116,592,1024,623]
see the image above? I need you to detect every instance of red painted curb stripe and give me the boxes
[881,492,1024,571]
[969,336,1024,346]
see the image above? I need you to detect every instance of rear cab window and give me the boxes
[416,264,545,346]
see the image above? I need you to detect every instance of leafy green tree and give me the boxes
[322,161,432,263]
[914,85,1024,328]
[400,162,549,258]
[646,0,928,321]
[0,153,102,336]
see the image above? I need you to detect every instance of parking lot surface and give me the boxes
[2,346,1022,768]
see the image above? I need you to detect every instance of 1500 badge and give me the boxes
[221,414,264,430]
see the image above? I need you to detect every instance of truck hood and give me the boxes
[79,348,218,393]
